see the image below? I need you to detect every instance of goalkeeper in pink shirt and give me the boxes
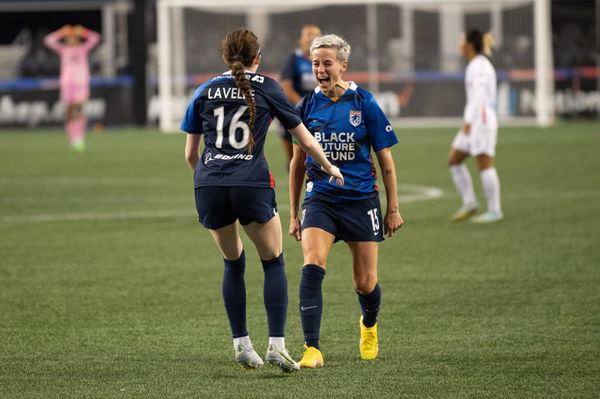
[45,25,100,152]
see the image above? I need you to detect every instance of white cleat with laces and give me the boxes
[265,344,300,372]
[235,344,264,369]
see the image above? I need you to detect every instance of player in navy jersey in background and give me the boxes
[288,34,403,367]
[181,29,343,372]
[278,25,322,168]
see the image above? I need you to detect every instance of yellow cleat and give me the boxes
[359,316,379,360]
[298,344,324,368]
[451,203,479,221]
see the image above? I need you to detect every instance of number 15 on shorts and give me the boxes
[367,208,380,235]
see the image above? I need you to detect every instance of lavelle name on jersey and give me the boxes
[207,87,253,100]
[314,131,357,161]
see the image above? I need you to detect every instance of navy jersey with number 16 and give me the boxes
[181,71,302,188]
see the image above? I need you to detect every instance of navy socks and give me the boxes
[299,264,326,349]
[222,250,247,338]
[223,251,290,339]
[357,283,381,328]
[261,253,288,338]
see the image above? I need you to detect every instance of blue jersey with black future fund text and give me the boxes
[181,71,302,188]
[297,82,398,201]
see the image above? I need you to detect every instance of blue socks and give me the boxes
[261,253,288,337]
[299,264,326,349]
[222,250,247,338]
[357,283,381,328]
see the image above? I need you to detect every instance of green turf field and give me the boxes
[1,123,599,398]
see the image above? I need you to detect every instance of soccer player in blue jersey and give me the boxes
[288,34,404,367]
[278,25,322,167]
[181,29,343,372]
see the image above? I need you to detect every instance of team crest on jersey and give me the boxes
[349,110,362,127]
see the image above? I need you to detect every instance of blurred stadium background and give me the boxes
[0,0,598,130]
[1,1,599,397]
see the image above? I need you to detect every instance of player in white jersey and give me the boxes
[448,29,503,223]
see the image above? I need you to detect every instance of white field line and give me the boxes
[3,184,444,223]
[3,209,195,223]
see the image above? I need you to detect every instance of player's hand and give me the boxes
[384,209,403,237]
[289,216,302,241]
[321,164,344,186]
[61,25,72,35]
[462,122,471,135]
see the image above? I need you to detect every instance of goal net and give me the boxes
[156,0,553,132]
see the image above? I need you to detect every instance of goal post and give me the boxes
[156,0,554,132]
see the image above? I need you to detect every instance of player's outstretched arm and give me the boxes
[288,123,343,186]
[288,144,306,241]
[375,147,403,237]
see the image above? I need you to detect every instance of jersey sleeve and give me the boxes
[280,54,296,81]
[180,88,204,134]
[363,93,398,151]
[266,79,302,130]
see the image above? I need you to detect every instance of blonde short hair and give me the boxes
[310,34,351,61]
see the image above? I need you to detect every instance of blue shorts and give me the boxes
[195,186,277,230]
[301,195,384,242]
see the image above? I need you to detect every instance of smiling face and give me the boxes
[311,47,348,95]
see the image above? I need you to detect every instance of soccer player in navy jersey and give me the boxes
[289,34,404,367]
[181,29,343,372]
[278,25,322,166]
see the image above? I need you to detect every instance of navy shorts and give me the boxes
[195,186,277,230]
[301,195,384,242]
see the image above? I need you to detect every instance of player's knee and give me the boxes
[448,155,461,167]
[476,156,494,171]
[259,247,282,261]
[303,254,327,268]
[354,278,377,295]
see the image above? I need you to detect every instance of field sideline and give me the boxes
[1,123,599,397]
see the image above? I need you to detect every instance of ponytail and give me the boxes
[222,29,260,154]
[230,60,256,153]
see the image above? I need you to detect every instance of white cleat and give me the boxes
[265,344,300,373]
[235,344,264,369]
[471,211,504,223]
[451,202,480,221]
